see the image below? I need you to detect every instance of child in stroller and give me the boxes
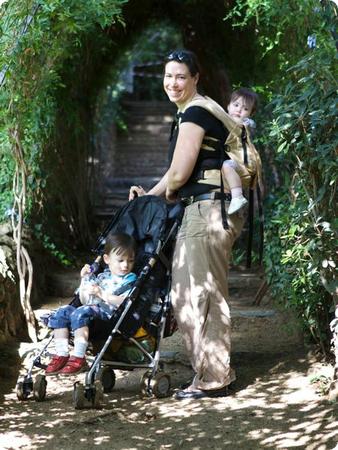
[16,195,184,407]
[45,233,137,376]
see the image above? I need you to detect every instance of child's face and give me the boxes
[228,96,253,120]
[103,250,135,276]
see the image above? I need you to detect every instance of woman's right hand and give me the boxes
[129,185,146,200]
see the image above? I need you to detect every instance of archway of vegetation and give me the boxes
[0,0,336,351]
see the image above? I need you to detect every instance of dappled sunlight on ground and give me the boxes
[0,345,337,449]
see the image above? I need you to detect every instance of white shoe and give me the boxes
[228,196,248,215]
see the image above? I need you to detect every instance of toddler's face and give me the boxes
[228,96,253,121]
[104,250,135,276]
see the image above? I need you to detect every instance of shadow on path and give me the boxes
[1,345,337,450]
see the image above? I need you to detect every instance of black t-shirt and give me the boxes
[168,105,229,197]
[168,106,228,163]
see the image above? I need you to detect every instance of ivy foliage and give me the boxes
[224,0,333,94]
[0,0,126,248]
[264,39,337,350]
[224,0,337,349]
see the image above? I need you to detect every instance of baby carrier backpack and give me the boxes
[186,95,262,190]
[180,95,264,267]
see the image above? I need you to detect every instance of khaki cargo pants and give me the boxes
[171,199,244,391]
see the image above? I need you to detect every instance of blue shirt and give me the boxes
[80,269,137,314]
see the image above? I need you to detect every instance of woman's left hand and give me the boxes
[129,185,146,200]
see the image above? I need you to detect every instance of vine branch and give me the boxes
[10,126,37,343]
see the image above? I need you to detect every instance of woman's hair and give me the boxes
[230,87,259,114]
[104,233,136,256]
[164,49,201,77]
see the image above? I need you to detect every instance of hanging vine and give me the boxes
[10,126,37,342]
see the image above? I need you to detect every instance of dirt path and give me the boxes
[0,333,337,450]
[1,268,337,450]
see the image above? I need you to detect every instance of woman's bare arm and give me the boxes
[166,122,205,200]
[147,171,169,196]
[129,171,169,200]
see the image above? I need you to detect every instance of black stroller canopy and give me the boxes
[94,196,171,256]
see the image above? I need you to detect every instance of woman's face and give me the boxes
[163,61,199,107]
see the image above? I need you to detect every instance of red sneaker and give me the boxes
[59,356,86,375]
[45,355,69,375]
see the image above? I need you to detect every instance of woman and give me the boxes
[129,50,244,400]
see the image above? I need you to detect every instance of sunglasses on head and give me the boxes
[166,51,191,63]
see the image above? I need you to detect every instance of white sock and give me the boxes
[54,338,69,357]
[73,338,88,358]
[231,187,243,198]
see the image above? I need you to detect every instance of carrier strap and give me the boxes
[256,184,264,265]
[220,166,229,230]
[246,188,254,268]
[241,127,248,166]
[169,112,181,141]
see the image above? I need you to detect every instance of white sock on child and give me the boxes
[73,338,88,358]
[230,187,243,198]
[54,338,69,357]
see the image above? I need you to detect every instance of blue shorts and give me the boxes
[48,304,111,331]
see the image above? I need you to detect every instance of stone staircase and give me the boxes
[93,100,176,218]
[39,267,303,356]
[228,270,302,353]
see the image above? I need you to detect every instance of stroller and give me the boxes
[16,195,184,408]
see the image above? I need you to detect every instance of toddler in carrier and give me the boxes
[222,87,259,215]
[45,233,137,375]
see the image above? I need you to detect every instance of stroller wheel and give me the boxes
[140,371,171,398]
[16,380,30,401]
[73,382,85,409]
[96,367,116,393]
[33,375,47,402]
[151,373,171,398]
[92,380,104,409]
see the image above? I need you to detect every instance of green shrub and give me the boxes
[264,37,337,351]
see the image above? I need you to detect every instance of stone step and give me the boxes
[122,118,173,126]
[119,104,173,114]
[45,268,265,299]
[93,205,121,219]
[94,99,174,218]
[103,176,160,188]
[122,114,174,123]
[123,113,173,123]
[231,306,303,353]
[45,269,80,298]
[116,138,170,147]
[160,307,303,357]
[122,100,176,110]
[118,126,170,133]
